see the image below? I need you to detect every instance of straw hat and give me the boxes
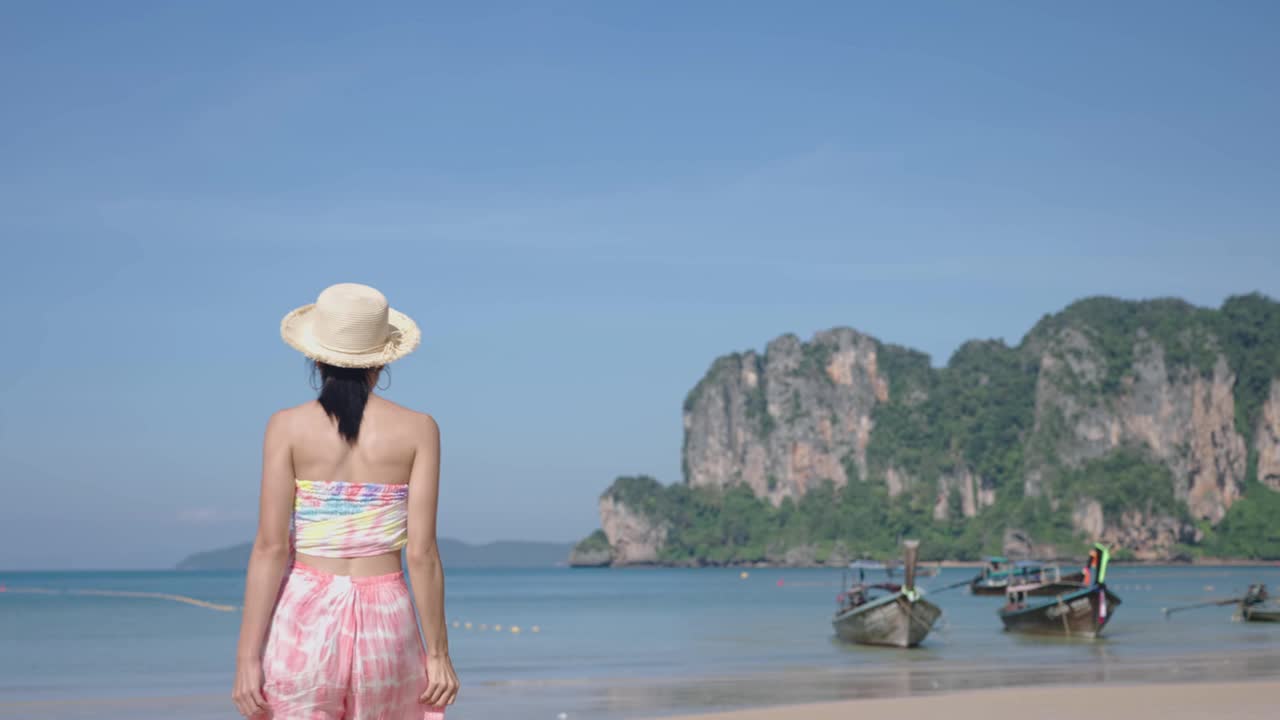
[281,283,420,368]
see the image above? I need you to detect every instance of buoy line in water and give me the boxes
[0,586,238,612]
[451,620,541,634]
[1,586,547,631]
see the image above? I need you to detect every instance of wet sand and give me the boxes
[652,680,1279,720]
[3,678,1277,720]
[4,646,1278,719]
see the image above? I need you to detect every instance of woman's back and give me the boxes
[287,394,434,579]
[291,395,422,487]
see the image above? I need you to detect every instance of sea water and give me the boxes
[2,566,1278,719]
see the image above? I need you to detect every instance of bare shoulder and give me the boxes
[377,397,439,438]
[410,408,440,444]
[265,401,315,436]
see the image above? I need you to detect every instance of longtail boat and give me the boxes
[970,558,1052,596]
[1006,564,1088,597]
[997,544,1121,639]
[832,540,942,648]
[1241,584,1280,622]
[1166,584,1280,623]
[968,556,1013,595]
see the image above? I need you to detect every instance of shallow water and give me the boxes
[2,565,1278,719]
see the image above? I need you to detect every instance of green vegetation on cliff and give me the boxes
[1056,449,1185,522]
[862,294,1278,558]
[593,294,1280,564]
[606,474,1002,563]
[573,529,611,554]
[1027,297,1220,392]
[1026,293,1280,442]
[867,339,1037,498]
[1202,483,1280,559]
[597,455,1270,564]
[1217,294,1280,480]
[569,529,613,566]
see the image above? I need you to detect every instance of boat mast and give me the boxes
[903,539,919,598]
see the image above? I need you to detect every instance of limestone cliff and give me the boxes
[1026,328,1246,524]
[681,329,886,503]
[1256,380,1280,492]
[597,483,667,565]
[589,294,1280,564]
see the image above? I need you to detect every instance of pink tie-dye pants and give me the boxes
[261,562,446,720]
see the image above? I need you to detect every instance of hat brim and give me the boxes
[280,304,421,368]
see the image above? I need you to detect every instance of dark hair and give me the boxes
[313,362,379,444]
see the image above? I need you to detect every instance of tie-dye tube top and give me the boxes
[292,480,409,558]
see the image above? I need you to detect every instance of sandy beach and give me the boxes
[653,681,1279,720]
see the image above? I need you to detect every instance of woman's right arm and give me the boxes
[233,410,296,718]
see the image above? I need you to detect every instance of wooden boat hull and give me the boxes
[1243,605,1280,622]
[999,585,1121,639]
[833,594,942,648]
[971,581,1008,596]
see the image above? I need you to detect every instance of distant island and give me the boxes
[574,294,1280,567]
[177,538,576,570]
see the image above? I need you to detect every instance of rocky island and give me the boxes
[573,294,1280,566]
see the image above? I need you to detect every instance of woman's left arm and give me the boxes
[405,413,459,709]
[233,410,296,717]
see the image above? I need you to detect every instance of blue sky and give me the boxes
[1,2,1277,569]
